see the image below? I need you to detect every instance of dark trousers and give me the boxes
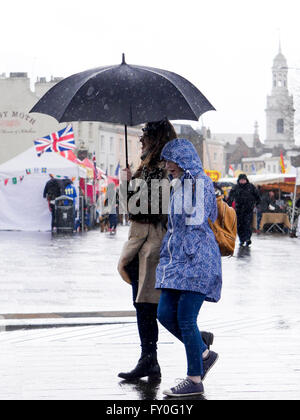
[126,256,158,355]
[109,213,117,229]
[237,211,253,243]
[49,203,55,230]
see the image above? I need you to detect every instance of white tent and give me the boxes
[0,147,86,231]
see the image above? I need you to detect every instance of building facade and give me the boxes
[241,155,267,174]
[201,129,226,175]
[173,124,226,176]
[0,73,66,164]
[76,121,141,174]
[241,149,300,175]
[0,73,141,173]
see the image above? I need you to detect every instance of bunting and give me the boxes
[0,169,77,186]
[0,175,25,186]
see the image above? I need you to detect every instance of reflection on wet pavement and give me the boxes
[236,245,251,258]
[119,377,162,400]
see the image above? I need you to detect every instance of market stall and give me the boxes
[0,147,86,231]
[219,173,300,234]
[259,212,291,233]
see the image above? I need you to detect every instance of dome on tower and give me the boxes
[273,43,287,69]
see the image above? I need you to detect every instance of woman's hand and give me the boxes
[121,168,132,182]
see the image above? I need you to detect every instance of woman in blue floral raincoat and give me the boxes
[155,138,222,397]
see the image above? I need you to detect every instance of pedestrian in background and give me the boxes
[63,179,77,208]
[63,179,77,230]
[43,175,61,232]
[155,139,221,397]
[106,183,119,235]
[227,174,260,247]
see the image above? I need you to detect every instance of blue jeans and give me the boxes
[157,289,207,376]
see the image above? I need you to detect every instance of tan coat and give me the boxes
[118,221,166,304]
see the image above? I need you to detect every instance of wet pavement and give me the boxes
[0,227,300,400]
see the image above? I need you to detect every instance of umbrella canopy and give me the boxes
[30,54,215,166]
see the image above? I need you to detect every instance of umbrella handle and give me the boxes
[124,125,129,168]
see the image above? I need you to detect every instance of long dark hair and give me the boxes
[135,119,177,175]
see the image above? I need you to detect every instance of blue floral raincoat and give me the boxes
[155,139,222,302]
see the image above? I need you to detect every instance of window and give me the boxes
[109,164,114,175]
[88,123,93,138]
[277,119,284,133]
[100,135,105,151]
[119,138,123,152]
[110,137,114,153]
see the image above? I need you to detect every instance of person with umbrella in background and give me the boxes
[227,174,260,247]
[117,120,215,381]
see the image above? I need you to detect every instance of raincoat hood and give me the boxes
[238,173,249,184]
[161,138,204,178]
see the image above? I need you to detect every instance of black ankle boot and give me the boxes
[118,353,161,380]
[201,331,214,350]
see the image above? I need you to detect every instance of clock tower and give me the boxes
[265,43,295,148]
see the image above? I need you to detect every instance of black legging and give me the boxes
[126,256,159,355]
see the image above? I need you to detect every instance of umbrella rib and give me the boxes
[136,65,200,119]
[58,65,117,122]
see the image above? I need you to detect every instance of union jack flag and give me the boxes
[34,125,75,157]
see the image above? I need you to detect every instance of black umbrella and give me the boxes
[30,54,215,167]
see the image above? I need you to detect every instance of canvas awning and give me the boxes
[219,173,299,194]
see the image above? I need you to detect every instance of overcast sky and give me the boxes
[1,0,300,143]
